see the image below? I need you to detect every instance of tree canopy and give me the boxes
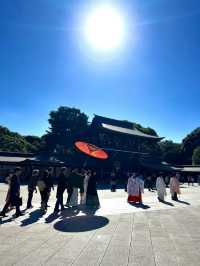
[45,106,89,151]
[159,140,182,165]
[182,127,200,163]
[192,146,200,165]
[0,126,35,152]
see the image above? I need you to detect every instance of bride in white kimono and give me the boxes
[156,174,167,201]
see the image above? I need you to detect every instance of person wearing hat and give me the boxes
[156,173,167,201]
[0,167,23,217]
[26,169,40,209]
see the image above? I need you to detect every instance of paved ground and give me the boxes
[1,183,200,266]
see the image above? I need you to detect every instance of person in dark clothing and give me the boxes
[146,176,153,191]
[46,167,54,205]
[26,169,39,209]
[110,172,117,192]
[37,170,52,213]
[66,168,85,206]
[54,167,68,213]
[86,171,100,208]
[0,167,23,218]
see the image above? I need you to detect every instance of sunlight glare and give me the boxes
[84,5,126,52]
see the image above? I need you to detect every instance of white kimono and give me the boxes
[156,177,166,201]
[127,177,144,196]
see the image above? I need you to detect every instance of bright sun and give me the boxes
[84,5,126,52]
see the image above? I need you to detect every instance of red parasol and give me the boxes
[75,141,108,160]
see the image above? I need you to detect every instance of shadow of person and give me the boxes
[78,205,100,215]
[45,207,80,224]
[54,215,109,233]
[176,199,190,205]
[158,199,174,206]
[128,202,150,209]
[20,209,43,227]
[0,217,13,225]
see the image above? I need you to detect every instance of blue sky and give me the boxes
[0,0,200,143]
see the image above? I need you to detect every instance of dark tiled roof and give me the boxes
[102,123,163,140]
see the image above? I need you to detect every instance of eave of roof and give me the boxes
[0,156,30,163]
[181,167,200,172]
[101,123,163,140]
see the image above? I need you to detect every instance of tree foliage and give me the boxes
[192,146,200,165]
[182,127,200,163]
[133,123,158,136]
[159,140,182,164]
[0,126,35,152]
[45,106,89,151]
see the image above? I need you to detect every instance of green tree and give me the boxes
[0,126,35,152]
[133,123,158,136]
[182,127,200,163]
[24,135,43,152]
[159,140,182,165]
[45,106,89,151]
[192,147,200,165]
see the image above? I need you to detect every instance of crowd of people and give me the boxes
[0,166,198,219]
[0,166,100,218]
[126,172,182,203]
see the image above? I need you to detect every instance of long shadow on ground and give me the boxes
[176,199,190,205]
[45,207,80,224]
[20,209,44,226]
[54,215,109,233]
[128,202,150,209]
[158,199,174,206]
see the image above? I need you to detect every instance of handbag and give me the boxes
[37,180,46,191]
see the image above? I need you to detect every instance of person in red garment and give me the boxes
[127,172,144,204]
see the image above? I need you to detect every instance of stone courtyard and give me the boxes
[1,183,200,266]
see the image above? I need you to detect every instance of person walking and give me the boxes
[46,167,54,205]
[81,170,91,205]
[26,169,39,209]
[170,173,181,201]
[0,167,23,217]
[86,171,100,208]
[110,171,117,192]
[54,167,67,213]
[146,175,153,191]
[197,175,200,186]
[37,170,50,213]
[127,173,144,204]
[156,173,167,201]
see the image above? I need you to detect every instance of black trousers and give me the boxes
[1,198,20,215]
[66,187,73,204]
[54,195,64,211]
[40,189,49,210]
[27,189,34,208]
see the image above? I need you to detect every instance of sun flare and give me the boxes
[84,5,126,52]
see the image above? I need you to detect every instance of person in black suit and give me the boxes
[54,167,68,213]
[0,167,23,218]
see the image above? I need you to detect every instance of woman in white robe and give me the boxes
[170,173,181,201]
[156,175,167,201]
[127,173,144,203]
